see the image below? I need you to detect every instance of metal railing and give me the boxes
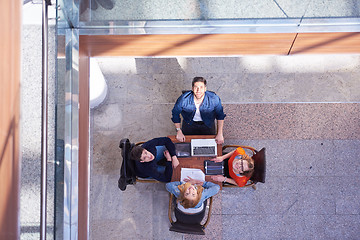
[41,0,51,239]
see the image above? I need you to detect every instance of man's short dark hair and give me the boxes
[192,77,207,87]
[130,146,144,161]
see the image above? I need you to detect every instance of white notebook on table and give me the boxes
[180,168,205,182]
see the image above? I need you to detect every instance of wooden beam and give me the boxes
[0,0,21,239]
[290,32,360,54]
[78,45,90,240]
[80,33,297,56]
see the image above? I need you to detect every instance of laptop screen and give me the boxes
[191,139,217,156]
[174,142,191,157]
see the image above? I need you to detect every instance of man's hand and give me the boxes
[211,156,223,163]
[211,175,226,183]
[171,156,180,168]
[176,130,186,142]
[215,133,224,144]
[164,150,172,161]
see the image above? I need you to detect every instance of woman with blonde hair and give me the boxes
[166,177,220,213]
[211,147,254,187]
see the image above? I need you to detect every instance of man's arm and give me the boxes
[164,149,180,169]
[154,137,179,168]
[175,123,185,142]
[215,119,224,144]
[160,137,176,155]
[214,95,226,144]
[172,95,186,142]
[171,96,182,125]
[171,155,179,169]
[144,137,175,155]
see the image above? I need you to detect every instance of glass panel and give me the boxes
[54,23,66,240]
[57,0,79,28]
[56,0,360,36]
[54,25,80,239]
[55,0,360,34]
[78,0,360,21]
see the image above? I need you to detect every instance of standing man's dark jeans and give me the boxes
[182,121,216,135]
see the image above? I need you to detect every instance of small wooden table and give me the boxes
[168,135,223,189]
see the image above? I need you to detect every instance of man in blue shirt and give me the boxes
[171,77,226,144]
[130,137,179,182]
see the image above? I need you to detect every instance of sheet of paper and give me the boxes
[180,168,205,182]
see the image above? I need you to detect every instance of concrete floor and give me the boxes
[90,56,360,239]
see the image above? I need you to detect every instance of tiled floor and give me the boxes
[90,55,360,239]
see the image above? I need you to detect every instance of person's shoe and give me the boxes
[90,0,98,10]
[96,0,114,10]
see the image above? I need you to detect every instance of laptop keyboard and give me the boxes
[193,146,215,155]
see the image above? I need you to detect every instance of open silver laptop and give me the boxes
[191,139,217,157]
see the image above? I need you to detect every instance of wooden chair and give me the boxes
[118,139,159,191]
[168,193,213,235]
[222,145,266,190]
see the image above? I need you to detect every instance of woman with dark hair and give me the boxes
[210,147,254,187]
[130,137,179,182]
[166,177,220,213]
